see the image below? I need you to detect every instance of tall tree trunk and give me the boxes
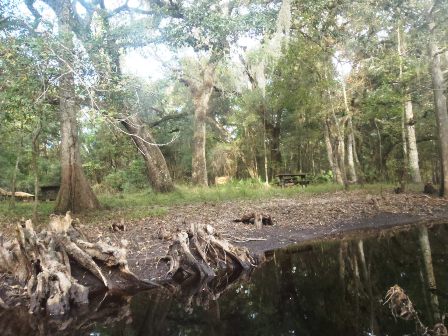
[80,11,175,194]
[405,99,422,182]
[342,82,358,183]
[9,154,20,209]
[54,0,99,213]
[347,128,357,183]
[428,18,448,197]
[398,24,422,184]
[327,82,348,188]
[266,123,282,178]
[331,112,348,189]
[190,63,215,187]
[32,122,42,224]
[121,116,174,192]
[324,119,343,184]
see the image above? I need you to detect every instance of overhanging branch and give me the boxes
[148,111,189,127]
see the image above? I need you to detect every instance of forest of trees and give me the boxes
[1,0,448,213]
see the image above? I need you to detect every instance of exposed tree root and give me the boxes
[0,212,153,315]
[164,224,256,281]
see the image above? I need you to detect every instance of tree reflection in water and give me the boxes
[1,223,447,335]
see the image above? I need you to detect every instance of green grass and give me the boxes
[0,181,419,226]
[0,201,54,224]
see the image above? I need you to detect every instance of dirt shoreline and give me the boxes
[1,190,448,282]
[0,189,447,315]
[87,190,448,280]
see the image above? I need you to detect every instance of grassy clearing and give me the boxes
[0,181,416,226]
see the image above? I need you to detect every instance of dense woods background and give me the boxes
[1,0,448,213]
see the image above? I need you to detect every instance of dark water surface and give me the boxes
[2,222,447,335]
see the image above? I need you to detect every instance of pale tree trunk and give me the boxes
[418,225,440,322]
[398,24,422,184]
[324,119,343,184]
[428,16,448,197]
[401,108,408,183]
[327,82,348,188]
[54,0,99,213]
[255,60,269,185]
[405,100,422,182]
[190,63,215,186]
[342,82,357,183]
[32,122,42,224]
[331,110,348,189]
[121,116,174,192]
[346,122,357,183]
[9,154,20,209]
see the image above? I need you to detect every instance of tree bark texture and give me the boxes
[397,25,422,184]
[342,83,358,183]
[324,119,343,184]
[121,115,174,192]
[331,111,348,188]
[54,0,99,213]
[429,34,448,197]
[405,99,422,183]
[9,154,20,209]
[32,123,41,224]
[347,125,358,183]
[190,63,216,186]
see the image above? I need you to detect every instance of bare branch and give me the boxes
[24,0,42,29]
[433,46,448,58]
[148,111,189,127]
[206,116,230,142]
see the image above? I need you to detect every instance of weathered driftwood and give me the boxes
[0,212,150,315]
[385,285,447,335]
[164,224,255,281]
[233,212,274,228]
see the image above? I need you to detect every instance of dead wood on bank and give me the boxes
[0,212,153,315]
[163,224,256,281]
[233,212,274,228]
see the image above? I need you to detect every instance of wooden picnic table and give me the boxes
[276,173,311,188]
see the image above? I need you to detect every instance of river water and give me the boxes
[1,223,447,335]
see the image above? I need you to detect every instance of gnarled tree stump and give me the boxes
[164,224,255,281]
[0,212,151,315]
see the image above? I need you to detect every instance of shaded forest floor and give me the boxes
[1,184,448,281]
